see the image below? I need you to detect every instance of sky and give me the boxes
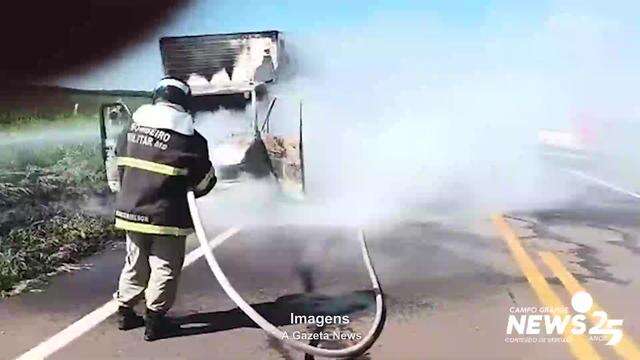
[56,0,640,92]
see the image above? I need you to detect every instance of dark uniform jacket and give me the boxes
[114,103,216,236]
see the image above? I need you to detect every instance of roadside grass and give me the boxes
[0,212,118,294]
[0,113,120,296]
[0,112,94,133]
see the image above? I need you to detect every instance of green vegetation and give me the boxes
[0,86,150,296]
[0,113,124,296]
[0,84,150,121]
[0,113,93,133]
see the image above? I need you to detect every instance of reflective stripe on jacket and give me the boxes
[114,104,216,235]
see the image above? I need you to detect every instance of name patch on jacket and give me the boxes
[115,210,150,223]
[127,123,172,150]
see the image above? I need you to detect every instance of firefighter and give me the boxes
[112,77,216,341]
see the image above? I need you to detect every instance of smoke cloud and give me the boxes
[194,5,640,228]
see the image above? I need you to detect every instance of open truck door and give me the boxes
[259,96,306,196]
[99,101,133,192]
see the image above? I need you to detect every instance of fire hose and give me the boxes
[187,190,386,358]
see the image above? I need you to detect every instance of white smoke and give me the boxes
[194,108,252,142]
[195,7,640,227]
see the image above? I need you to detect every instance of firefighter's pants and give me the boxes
[114,232,186,314]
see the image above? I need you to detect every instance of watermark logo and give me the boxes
[280,313,363,342]
[505,291,623,345]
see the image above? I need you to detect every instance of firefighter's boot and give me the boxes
[144,309,180,341]
[117,306,144,331]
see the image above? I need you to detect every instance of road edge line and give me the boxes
[565,169,640,200]
[14,227,241,360]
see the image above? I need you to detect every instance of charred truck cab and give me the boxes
[159,30,304,193]
[100,30,305,196]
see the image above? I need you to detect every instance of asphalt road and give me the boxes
[1,168,639,359]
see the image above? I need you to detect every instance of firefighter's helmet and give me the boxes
[152,77,192,111]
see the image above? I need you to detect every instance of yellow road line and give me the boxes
[540,251,640,360]
[492,214,601,360]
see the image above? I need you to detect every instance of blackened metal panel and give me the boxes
[159,31,280,93]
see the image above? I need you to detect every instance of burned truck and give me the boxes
[100,30,304,195]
